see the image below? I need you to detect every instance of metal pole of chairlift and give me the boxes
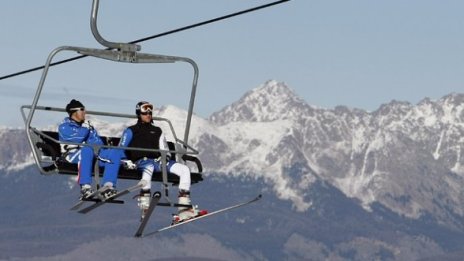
[181,57,199,146]
[90,0,198,146]
[160,151,169,199]
[93,146,100,189]
[90,0,141,52]
[25,46,69,171]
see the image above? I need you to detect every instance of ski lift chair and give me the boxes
[22,0,203,197]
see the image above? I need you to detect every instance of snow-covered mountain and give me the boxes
[0,128,33,171]
[201,80,464,227]
[3,80,464,259]
[3,80,464,228]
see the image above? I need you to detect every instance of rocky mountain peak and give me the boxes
[440,92,464,105]
[3,81,464,232]
[209,80,309,125]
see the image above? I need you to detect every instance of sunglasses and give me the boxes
[70,107,85,112]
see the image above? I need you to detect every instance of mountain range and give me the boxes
[1,80,464,260]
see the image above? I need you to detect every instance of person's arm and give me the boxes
[118,128,136,168]
[159,132,174,161]
[118,128,134,159]
[119,128,133,147]
[58,123,89,143]
[159,132,168,151]
[85,123,103,145]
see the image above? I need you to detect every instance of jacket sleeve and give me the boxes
[119,128,133,147]
[159,132,175,160]
[118,128,133,159]
[159,132,168,151]
[85,128,104,145]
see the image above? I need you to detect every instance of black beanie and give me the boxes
[65,99,85,115]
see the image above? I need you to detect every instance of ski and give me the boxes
[141,194,262,237]
[134,192,162,237]
[70,185,113,211]
[71,197,124,211]
[77,182,145,214]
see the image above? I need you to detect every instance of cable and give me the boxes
[0,0,291,81]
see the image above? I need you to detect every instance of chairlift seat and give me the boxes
[36,131,203,185]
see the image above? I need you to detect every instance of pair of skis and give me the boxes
[70,183,262,237]
[70,182,145,213]
[133,191,204,237]
[136,194,262,238]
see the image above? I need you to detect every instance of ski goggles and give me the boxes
[139,103,153,114]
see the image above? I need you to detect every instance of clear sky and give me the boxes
[1,0,463,127]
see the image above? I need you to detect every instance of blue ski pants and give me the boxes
[65,146,120,187]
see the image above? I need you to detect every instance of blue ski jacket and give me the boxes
[58,117,103,147]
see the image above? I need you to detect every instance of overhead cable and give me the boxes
[0,0,291,81]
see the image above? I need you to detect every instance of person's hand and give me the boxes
[121,159,137,169]
[82,120,94,130]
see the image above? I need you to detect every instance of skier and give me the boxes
[117,101,206,223]
[58,99,119,200]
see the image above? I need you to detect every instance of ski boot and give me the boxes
[137,190,151,222]
[100,183,117,200]
[171,190,208,225]
[79,184,94,200]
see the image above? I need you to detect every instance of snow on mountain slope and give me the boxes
[0,128,34,171]
[210,80,311,124]
[199,81,464,225]
[2,80,464,227]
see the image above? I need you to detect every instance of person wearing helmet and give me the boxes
[58,99,120,200]
[117,101,206,223]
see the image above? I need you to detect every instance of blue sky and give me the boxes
[1,0,463,127]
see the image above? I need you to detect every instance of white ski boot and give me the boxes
[171,191,207,225]
[137,190,151,221]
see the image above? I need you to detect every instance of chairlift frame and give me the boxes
[22,0,203,199]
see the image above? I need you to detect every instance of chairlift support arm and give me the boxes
[90,0,141,52]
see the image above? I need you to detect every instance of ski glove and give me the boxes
[121,159,137,170]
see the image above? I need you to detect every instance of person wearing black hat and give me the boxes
[115,101,207,223]
[58,99,120,200]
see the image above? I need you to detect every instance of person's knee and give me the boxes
[174,163,190,175]
[80,146,93,159]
